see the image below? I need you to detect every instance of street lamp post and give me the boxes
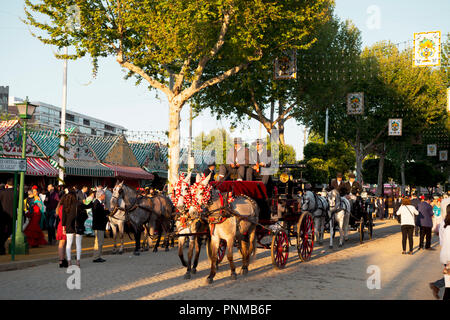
[14,98,36,254]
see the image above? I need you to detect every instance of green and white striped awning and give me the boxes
[50,159,114,177]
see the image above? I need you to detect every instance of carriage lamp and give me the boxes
[280,172,289,183]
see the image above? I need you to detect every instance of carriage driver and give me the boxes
[346,173,362,197]
[218,137,252,181]
[329,172,349,197]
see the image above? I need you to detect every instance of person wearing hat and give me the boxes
[346,173,362,196]
[329,172,349,197]
[249,139,272,185]
[218,137,251,181]
[203,162,216,180]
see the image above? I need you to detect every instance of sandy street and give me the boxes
[0,219,444,300]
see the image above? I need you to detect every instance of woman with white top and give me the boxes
[395,197,419,255]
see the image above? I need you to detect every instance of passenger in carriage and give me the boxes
[218,137,251,181]
[249,139,272,185]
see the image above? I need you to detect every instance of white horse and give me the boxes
[327,189,351,248]
[301,190,329,245]
[105,187,127,254]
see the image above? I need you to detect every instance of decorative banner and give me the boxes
[388,119,402,136]
[347,92,364,115]
[274,50,297,79]
[427,144,437,156]
[439,150,448,161]
[413,31,441,67]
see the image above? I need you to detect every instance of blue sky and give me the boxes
[0,0,449,159]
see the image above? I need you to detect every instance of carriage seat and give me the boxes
[210,181,271,220]
[210,181,268,200]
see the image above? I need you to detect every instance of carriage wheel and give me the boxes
[271,230,289,269]
[217,239,227,264]
[359,219,364,243]
[297,212,314,262]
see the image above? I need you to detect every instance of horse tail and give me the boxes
[124,221,136,240]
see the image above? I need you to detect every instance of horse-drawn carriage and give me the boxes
[167,163,314,282]
[109,164,372,284]
[209,177,314,270]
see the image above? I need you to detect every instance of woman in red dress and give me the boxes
[56,196,68,268]
[24,187,48,248]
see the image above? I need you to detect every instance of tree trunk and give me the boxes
[376,150,385,197]
[400,161,406,196]
[355,147,364,184]
[168,100,183,191]
[278,100,286,145]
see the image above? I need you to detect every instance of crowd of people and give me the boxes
[0,174,449,299]
[392,192,450,300]
[0,181,111,268]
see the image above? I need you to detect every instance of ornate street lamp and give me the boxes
[14,97,37,254]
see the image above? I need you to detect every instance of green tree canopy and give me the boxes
[24,0,333,185]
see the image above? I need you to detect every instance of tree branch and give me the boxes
[363,123,388,153]
[192,10,232,89]
[173,56,192,94]
[193,61,250,93]
[116,50,172,99]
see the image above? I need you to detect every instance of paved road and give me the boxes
[0,220,444,300]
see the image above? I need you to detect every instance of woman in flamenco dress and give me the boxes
[24,186,48,248]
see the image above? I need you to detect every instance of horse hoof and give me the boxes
[133,251,140,256]
[184,273,191,280]
[338,243,343,248]
[231,273,237,280]
[153,248,158,253]
[165,247,169,252]
[241,268,248,276]
[118,250,123,255]
[206,277,213,284]
[112,250,117,255]
[191,268,197,275]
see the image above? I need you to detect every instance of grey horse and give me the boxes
[301,190,329,245]
[105,188,127,254]
[327,189,351,249]
[110,181,175,255]
[190,174,259,284]
[142,194,175,252]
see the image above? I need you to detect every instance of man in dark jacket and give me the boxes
[410,194,421,236]
[44,184,60,245]
[0,178,14,255]
[92,190,109,263]
[203,162,216,180]
[346,173,362,196]
[417,197,435,250]
[330,173,349,197]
